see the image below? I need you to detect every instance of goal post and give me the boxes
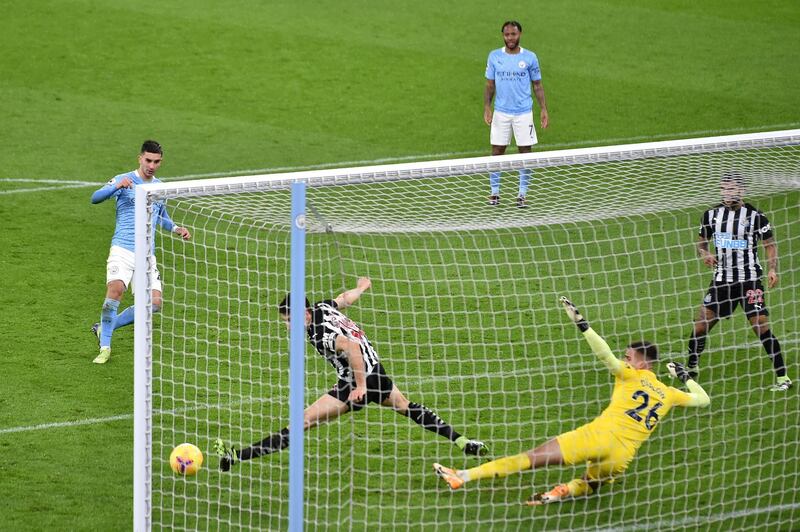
[134,129,800,530]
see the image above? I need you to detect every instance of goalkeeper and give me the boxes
[434,297,710,505]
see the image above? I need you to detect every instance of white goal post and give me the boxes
[134,129,800,531]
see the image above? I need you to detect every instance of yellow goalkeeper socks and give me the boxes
[462,453,531,482]
[566,478,594,497]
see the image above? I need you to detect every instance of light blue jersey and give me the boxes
[91,170,174,253]
[485,47,541,115]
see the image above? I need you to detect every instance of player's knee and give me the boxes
[152,303,161,314]
[694,319,713,334]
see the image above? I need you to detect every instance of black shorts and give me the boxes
[702,280,769,319]
[327,363,394,412]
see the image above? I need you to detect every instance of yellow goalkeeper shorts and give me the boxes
[556,421,638,482]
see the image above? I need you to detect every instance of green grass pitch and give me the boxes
[1,0,799,530]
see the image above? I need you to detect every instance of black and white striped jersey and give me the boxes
[307,299,381,382]
[699,203,773,283]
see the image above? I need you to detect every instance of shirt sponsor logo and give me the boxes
[714,232,747,249]
[759,223,771,234]
[496,70,529,78]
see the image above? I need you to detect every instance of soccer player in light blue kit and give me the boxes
[484,20,549,208]
[89,141,191,364]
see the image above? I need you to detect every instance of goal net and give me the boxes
[134,130,800,531]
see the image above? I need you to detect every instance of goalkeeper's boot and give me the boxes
[213,438,239,472]
[526,484,570,506]
[488,195,499,206]
[771,376,792,392]
[433,463,464,490]
[93,347,111,364]
[516,196,528,209]
[90,323,101,347]
[463,440,489,457]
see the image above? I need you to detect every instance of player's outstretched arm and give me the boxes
[91,177,132,204]
[334,277,371,309]
[667,362,711,407]
[560,296,623,375]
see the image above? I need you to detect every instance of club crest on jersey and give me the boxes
[518,61,527,69]
[714,232,747,249]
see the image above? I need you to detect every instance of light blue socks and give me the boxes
[490,172,501,195]
[100,298,120,348]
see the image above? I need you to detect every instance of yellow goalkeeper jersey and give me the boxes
[593,363,693,448]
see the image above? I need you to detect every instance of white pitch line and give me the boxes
[0,183,99,195]
[2,123,798,189]
[3,336,799,435]
[0,358,590,435]
[0,413,134,434]
[615,501,800,531]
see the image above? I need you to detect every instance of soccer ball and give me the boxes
[169,443,204,476]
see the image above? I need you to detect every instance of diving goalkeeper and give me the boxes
[434,296,710,505]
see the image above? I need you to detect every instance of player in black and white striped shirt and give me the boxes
[685,173,790,391]
[214,277,487,470]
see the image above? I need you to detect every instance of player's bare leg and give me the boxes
[383,386,486,455]
[491,145,508,155]
[748,314,791,390]
[525,437,564,468]
[686,305,718,379]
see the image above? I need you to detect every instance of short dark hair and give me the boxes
[278,293,311,316]
[721,171,744,187]
[141,140,163,155]
[629,340,658,362]
[502,20,522,32]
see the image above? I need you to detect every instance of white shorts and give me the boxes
[106,245,162,292]
[490,110,538,147]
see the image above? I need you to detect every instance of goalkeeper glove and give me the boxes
[667,362,693,383]
[560,296,589,333]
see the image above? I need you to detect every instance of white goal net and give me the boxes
[135,130,800,531]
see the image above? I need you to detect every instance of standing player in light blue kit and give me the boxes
[484,20,549,208]
[89,140,191,364]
